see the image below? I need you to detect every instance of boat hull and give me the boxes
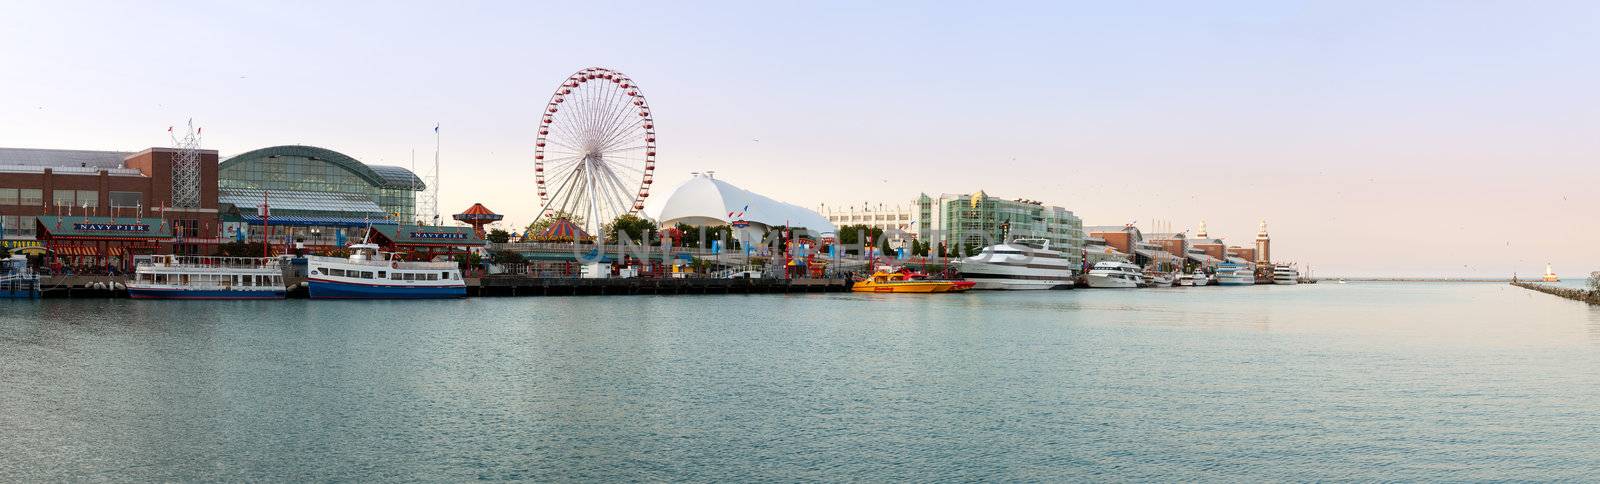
[967,278,1073,290]
[851,281,975,293]
[128,287,286,300]
[1086,274,1139,288]
[308,278,466,299]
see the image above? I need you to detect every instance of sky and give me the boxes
[1,1,1597,277]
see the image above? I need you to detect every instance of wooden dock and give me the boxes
[471,276,851,297]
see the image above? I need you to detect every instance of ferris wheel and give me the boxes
[534,66,657,238]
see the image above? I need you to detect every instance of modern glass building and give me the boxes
[218,145,426,248]
[915,191,1084,259]
[219,145,425,222]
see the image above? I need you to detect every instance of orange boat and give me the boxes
[852,270,976,293]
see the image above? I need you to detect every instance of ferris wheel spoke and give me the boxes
[536,67,654,227]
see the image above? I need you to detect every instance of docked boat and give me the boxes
[1273,265,1300,285]
[1216,261,1256,286]
[307,244,466,299]
[127,255,286,299]
[1177,270,1206,287]
[957,238,1076,290]
[1145,271,1176,287]
[1,255,39,299]
[1085,261,1144,288]
[852,269,975,293]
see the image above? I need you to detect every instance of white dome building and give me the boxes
[644,173,836,239]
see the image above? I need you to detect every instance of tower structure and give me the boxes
[1195,220,1208,239]
[1255,220,1271,265]
[169,120,202,208]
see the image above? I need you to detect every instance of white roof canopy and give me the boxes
[644,174,836,235]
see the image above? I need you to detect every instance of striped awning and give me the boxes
[51,246,129,257]
[535,218,593,242]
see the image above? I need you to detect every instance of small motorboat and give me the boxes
[852,269,975,293]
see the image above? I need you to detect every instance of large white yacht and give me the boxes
[1177,270,1206,286]
[1273,265,1300,285]
[1085,261,1144,288]
[1216,261,1256,286]
[958,238,1076,290]
[306,244,465,299]
[127,255,286,299]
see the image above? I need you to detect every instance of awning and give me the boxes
[54,246,100,257]
[1186,252,1219,264]
[1225,256,1250,264]
[240,215,400,228]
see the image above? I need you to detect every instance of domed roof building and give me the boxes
[644,173,835,238]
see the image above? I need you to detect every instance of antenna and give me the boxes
[168,119,202,208]
[430,123,441,226]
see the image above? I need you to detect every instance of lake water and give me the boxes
[3,283,1600,481]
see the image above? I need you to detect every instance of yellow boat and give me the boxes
[851,270,976,293]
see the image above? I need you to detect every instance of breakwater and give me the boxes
[1510,281,1599,304]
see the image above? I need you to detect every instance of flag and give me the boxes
[234,225,245,242]
[434,123,440,134]
[335,229,346,247]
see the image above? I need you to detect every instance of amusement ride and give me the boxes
[534,66,657,241]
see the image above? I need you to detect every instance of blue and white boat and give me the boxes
[1215,260,1256,286]
[306,244,465,299]
[1,255,40,299]
[127,255,287,299]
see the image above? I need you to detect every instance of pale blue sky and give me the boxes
[2,1,1597,276]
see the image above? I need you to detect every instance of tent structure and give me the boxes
[532,218,593,242]
[643,173,835,237]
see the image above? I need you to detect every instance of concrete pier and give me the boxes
[472,276,851,297]
[1510,281,1599,304]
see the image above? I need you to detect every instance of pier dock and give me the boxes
[1510,281,1599,304]
[471,276,851,297]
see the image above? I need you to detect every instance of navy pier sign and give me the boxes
[74,223,150,232]
[411,231,467,240]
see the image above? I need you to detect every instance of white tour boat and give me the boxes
[1177,270,1206,287]
[306,244,465,299]
[1085,261,1144,288]
[958,238,1076,290]
[1273,265,1300,285]
[1216,261,1256,286]
[127,255,286,299]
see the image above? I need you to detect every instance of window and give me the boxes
[0,188,17,205]
[378,271,387,278]
[328,268,344,277]
[52,190,74,207]
[440,272,449,280]
[76,191,98,208]
[2,215,35,237]
[361,271,373,279]
[109,191,143,208]
[18,189,41,206]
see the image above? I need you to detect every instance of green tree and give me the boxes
[605,214,657,243]
[215,241,266,257]
[486,228,512,243]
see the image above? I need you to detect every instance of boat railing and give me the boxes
[313,256,458,270]
[141,256,285,270]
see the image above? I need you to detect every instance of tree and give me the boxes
[490,250,524,265]
[486,228,512,244]
[605,214,657,243]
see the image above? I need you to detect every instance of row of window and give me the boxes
[1,215,36,237]
[323,268,455,281]
[828,214,911,222]
[0,189,144,208]
[137,273,284,287]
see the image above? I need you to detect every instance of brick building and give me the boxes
[0,147,221,265]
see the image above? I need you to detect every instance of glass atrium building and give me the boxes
[218,145,426,247]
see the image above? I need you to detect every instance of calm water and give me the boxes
[4,283,1600,481]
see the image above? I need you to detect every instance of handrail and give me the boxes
[139,255,283,270]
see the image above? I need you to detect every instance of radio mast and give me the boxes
[169,119,202,208]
